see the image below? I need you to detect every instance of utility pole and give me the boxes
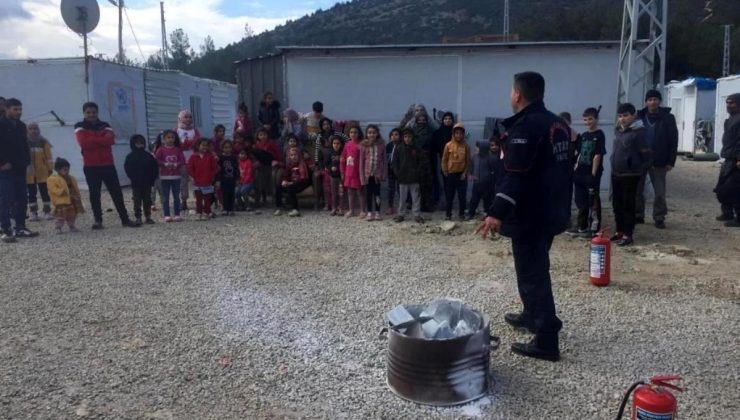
[503,0,510,40]
[160,1,168,70]
[723,25,732,77]
[107,0,124,63]
[617,0,668,106]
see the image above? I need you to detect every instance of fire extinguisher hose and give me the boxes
[615,381,645,420]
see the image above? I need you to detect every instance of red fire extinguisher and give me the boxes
[615,375,683,420]
[590,228,611,286]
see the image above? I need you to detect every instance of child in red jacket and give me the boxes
[187,139,219,220]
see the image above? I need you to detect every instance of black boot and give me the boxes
[504,312,536,334]
[511,334,560,362]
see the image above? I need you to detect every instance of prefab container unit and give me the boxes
[664,78,716,154]
[0,57,237,187]
[235,41,645,187]
[713,75,740,155]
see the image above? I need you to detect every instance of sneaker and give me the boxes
[221,211,229,217]
[288,209,301,217]
[28,212,40,222]
[358,212,367,220]
[654,220,666,229]
[55,227,63,234]
[393,215,405,223]
[145,218,155,225]
[69,226,80,233]
[617,236,634,247]
[44,212,54,221]
[577,230,592,239]
[134,218,143,227]
[14,227,39,238]
[716,214,734,221]
[273,209,283,216]
[609,232,624,242]
[366,212,375,222]
[344,211,354,218]
[374,213,382,221]
[414,215,425,224]
[92,222,104,230]
[164,216,173,223]
[724,219,740,227]
[1,231,16,243]
[174,215,183,222]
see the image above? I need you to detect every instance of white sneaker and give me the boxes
[274,209,283,216]
[288,209,300,217]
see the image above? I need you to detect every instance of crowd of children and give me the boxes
[3,93,668,249]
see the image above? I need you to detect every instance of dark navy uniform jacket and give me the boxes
[486,101,573,238]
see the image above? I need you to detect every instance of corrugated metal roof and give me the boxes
[234,41,619,64]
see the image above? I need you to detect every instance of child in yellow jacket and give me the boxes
[26,122,54,221]
[441,123,470,220]
[47,158,84,233]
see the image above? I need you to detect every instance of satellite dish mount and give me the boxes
[60,0,100,92]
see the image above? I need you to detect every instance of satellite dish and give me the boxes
[60,0,100,35]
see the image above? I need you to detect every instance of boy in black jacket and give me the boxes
[467,137,502,220]
[217,140,240,216]
[392,129,424,223]
[124,134,158,225]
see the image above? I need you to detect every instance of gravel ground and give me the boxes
[1,159,738,419]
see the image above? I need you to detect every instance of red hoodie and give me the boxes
[255,139,282,162]
[187,152,219,186]
[239,158,254,185]
[74,120,115,167]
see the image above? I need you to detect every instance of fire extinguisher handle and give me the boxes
[650,375,683,392]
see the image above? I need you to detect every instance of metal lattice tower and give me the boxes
[723,25,732,77]
[503,0,510,38]
[617,0,668,106]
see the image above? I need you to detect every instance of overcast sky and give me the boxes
[0,0,341,61]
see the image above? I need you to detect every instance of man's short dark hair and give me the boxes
[617,103,636,115]
[6,98,22,107]
[214,124,226,132]
[513,71,545,103]
[82,102,98,112]
[312,101,324,113]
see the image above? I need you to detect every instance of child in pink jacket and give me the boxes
[340,125,363,217]
[359,124,386,221]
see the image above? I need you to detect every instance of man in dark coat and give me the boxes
[635,89,678,229]
[476,72,572,361]
[0,98,38,243]
[715,93,740,226]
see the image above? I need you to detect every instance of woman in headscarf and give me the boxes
[431,111,455,206]
[26,122,54,220]
[175,110,201,211]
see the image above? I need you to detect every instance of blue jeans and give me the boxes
[0,171,28,232]
[160,179,181,217]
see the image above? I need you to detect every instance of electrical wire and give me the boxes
[123,6,146,62]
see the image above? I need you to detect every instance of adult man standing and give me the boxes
[74,102,138,229]
[715,93,740,226]
[476,72,572,361]
[0,98,39,243]
[635,90,678,229]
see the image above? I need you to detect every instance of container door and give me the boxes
[681,89,697,153]
[671,97,686,152]
[210,83,236,137]
[144,70,181,144]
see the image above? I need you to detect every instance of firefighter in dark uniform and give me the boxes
[716,93,740,226]
[476,72,573,361]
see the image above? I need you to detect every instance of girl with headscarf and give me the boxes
[431,111,456,205]
[26,122,54,220]
[175,110,201,211]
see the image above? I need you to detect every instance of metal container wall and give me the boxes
[144,70,181,143]
[387,307,492,406]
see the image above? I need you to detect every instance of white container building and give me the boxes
[236,41,649,186]
[0,57,238,187]
[664,78,716,153]
[713,75,740,155]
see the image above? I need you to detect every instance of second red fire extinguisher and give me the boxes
[615,375,683,420]
[590,229,611,286]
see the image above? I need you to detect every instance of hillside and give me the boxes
[186,0,739,83]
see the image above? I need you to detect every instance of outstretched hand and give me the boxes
[475,216,502,238]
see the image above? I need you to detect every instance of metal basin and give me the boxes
[386,305,497,406]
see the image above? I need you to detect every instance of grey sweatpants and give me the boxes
[398,183,420,217]
[636,166,668,222]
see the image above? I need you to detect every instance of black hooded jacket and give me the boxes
[258,100,282,140]
[124,138,158,188]
[431,113,455,160]
[636,107,678,167]
[0,116,30,176]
